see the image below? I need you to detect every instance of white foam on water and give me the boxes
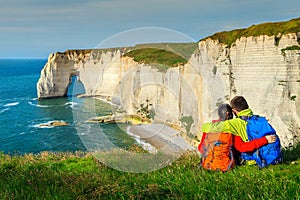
[126,126,157,153]
[4,102,19,107]
[32,122,54,129]
[94,97,119,107]
[65,102,78,108]
[0,108,9,114]
[28,101,52,108]
[77,132,87,136]
[31,120,67,129]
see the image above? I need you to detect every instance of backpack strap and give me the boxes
[227,147,234,171]
[239,115,260,121]
[239,116,249,121]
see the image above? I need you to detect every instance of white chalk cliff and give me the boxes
[37,33,300,148]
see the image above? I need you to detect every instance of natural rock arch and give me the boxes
[37,50,123,99]
[67,73,86,97]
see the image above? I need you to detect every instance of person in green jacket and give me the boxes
[202,96,282,166]
[202,96,257,142]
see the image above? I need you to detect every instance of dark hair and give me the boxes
[218,104,233,121]
[230,96,249,112]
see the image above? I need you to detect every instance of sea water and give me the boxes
[0,59,136,155]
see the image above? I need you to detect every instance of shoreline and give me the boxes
[86,94,195,154]
[126,126,158,153]
[78,94,121,107]
[128,123,195,154]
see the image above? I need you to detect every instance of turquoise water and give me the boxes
[0,59,135,155]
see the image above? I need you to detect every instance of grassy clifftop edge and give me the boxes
[201,17,300,47]
[52,17,300,70]
[0,146,299,199]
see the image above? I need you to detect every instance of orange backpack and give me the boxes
[199,132,234,172]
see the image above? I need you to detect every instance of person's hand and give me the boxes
[265,135,277,143]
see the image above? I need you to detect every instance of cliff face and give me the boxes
[37,50,123,98]
[37,49,206,144]
[37,33,300,147]
[196,33,300,147]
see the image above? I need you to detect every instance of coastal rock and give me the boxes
[86,114,151,125]
[39,121,69,128]
[50,121,69,127]
[37,34,300,148]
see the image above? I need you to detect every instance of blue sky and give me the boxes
[0,0,299,58]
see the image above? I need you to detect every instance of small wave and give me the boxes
[32,125,54,129]
[0,108,9,114]
[77,132,87,136]
[4,102,19,107]
[32,123,54,129]
[28,101,79,108]
[28,101,52,108]
[126,126,157,153]
[94,96,119,107]
[65,102,78,108]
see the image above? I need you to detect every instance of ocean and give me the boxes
[0,59,136,155]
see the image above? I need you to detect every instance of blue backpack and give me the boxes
[240,115,282,168]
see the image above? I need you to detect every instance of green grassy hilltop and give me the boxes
[0,145,299,199]
[120,18,300,71]
[123,43,198,72]
[60,18,300,72]
[202,17,300,47]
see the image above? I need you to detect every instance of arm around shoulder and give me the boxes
[234,135,268,153]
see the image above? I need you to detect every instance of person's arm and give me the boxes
[198,132,207,154]
[233,135,276,153]
[202,119,249,142]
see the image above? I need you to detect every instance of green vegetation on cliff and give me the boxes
[132,43,198,60]
[0,145,299,199]
[124,43,198,72]
[59,18,300,67]
[124,48,187,72]
[281,45,300,56]
[58,43,198,73]
[203,17,300,47]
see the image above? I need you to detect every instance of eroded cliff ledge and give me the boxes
[37,32,300,148]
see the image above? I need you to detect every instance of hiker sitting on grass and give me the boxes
[198,103,277,171]
[201,96,282,168]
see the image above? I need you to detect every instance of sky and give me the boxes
[0,0,299,59]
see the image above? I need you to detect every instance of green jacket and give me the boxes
[202,108,254,142]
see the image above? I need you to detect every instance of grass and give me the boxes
[124,48,188,72]
[0,144,299,200]
[203,17,300,47]
[281,45,300,56]
[58,43,198,72]
[57,18,300,66]
[123,43,198,72]
[132,43,198,60]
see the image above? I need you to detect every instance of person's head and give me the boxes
[230,96,249,115]
[218,103,233,121]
